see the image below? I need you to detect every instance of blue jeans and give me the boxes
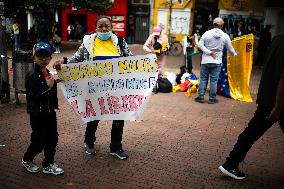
[14,34,20,50]
[198,63,222,100]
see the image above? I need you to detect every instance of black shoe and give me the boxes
[110,149,129,160]
[194,97,205,103]
[219,165,245,180]
[85,143,96,155]
[152,85,158,94]
[208,99,218,104]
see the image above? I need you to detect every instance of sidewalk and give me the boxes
[0,42,282,189]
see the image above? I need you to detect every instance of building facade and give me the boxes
[152,0,195,42]
[61,0,128,41]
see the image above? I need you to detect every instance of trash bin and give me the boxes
[12,50,34,104]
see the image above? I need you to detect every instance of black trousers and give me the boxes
[23,112,58,167]
[85,120,124,151]
[226,105,284,167]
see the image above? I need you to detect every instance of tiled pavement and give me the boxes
[0,42,283,189]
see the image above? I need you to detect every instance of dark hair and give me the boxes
[213,23,223,28]
[94,15,112,28]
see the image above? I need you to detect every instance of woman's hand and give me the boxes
[53,59,64,71]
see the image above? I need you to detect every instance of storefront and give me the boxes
[127,0,151,44]
[153,0,195,42]
[61,0,128,41]
[193,0,219,36]
[218,0,266,39]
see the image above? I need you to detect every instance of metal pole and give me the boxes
[168,0,172,42]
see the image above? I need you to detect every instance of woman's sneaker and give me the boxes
[110,149,129,160]
[43,163,64,175]
[85,143,96,155]
[21,159,40,173]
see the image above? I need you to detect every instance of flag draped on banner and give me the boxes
[218,34,254,102]
[58,54,158,124]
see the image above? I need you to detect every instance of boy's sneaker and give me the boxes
[194,97,205,103]
[110,149,129,160]
[219,165,245,180]
[43,163,64,175]
[21,159,40,173]
[85,143,96,155]
[208,99,218,104]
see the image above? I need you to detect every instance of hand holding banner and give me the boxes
[58,54,158,123]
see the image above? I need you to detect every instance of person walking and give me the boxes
[219,34,284,180]
[143,26,169,78]
[53,27,61,54]
[12,20,20,51]
[22,42,64,175]
[67,23,74,41]
[53,15,132,160]
[256,25,272,66]
[195,17,237,104]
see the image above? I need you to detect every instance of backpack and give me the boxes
[157,77,172,93]
[115,33,127,57]
[153,36,163,56]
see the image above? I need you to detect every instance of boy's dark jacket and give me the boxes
[25,64,58,115]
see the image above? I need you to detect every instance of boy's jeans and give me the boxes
[198,63,222,100]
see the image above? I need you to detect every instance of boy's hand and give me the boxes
[45,77,55,88]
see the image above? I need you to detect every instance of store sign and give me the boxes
[111,15,125,32]
[218,0,265,11]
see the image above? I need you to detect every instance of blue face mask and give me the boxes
[97,31,112,40]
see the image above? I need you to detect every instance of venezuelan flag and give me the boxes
[218,34,254,102]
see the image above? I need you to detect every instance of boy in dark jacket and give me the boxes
[22,42,64,175]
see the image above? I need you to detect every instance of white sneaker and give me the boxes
[21,159,40,173]
[43,163,64,175]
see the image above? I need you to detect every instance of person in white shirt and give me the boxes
[67,24,74,40]
[195,17,237,104]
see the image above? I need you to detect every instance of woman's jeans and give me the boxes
[85,120,124,151]
[198,63,222,100]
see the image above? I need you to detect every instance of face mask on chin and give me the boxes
[97,31,112,40]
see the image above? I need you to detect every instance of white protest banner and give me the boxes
[58,54,158,123]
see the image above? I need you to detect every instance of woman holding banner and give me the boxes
[54,15,132,160]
